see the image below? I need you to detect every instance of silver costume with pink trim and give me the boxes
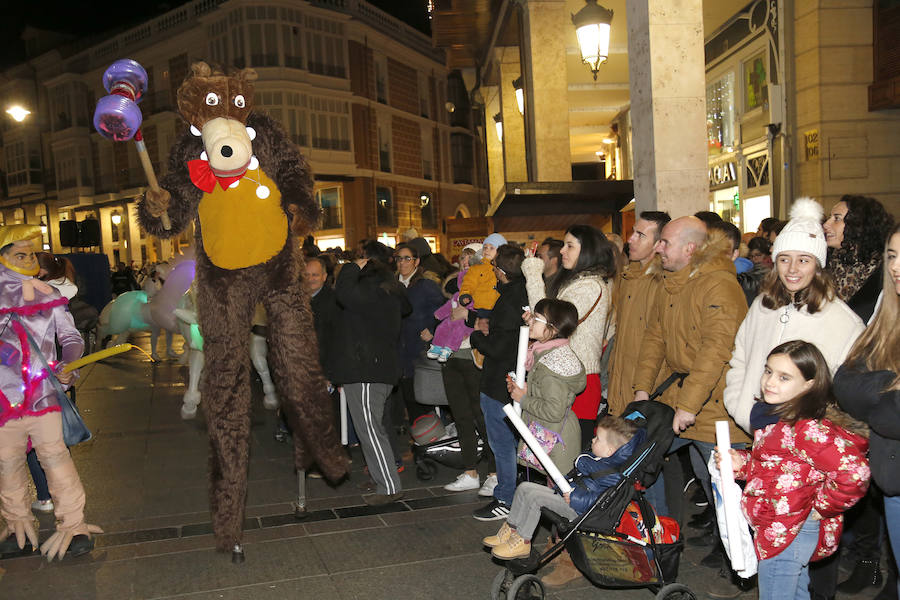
[0,266,83,426]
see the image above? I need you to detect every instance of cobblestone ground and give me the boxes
[0,333,891,599]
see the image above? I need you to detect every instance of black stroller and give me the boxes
[410,356,486,480]
[490,400,695,600]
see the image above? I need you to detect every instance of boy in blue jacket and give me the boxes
[483,415,645,560]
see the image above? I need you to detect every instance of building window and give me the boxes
[248,22,279,67]
[421,126,434,180]
[378,120,391,172]
[282,24,303,69]
[375,55,388,104]
[308,97,350,151]
[376,187,396,228]
[450,133,473,185]
[744,52,768,112]
[419,72,430,118]
[316,187,342,230]
[707,71,736,156]
[306,16,346,78]
[420,192,437,230]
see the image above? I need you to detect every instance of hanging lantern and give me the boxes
[512,77,524,115]
[572,0,613,81]
[493,112,503,142]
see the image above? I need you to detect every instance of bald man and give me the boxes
[630,217,749,515]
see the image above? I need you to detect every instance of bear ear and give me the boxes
[237,68,259,83]
[191,62,213,78]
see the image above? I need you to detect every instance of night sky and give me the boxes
[0,1,430,70]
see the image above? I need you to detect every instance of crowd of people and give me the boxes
[2,193,899,600]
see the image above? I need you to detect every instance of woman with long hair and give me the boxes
[835,222,900,599]
[824,194,895,322]
[522,225,617,445]
[724,198,864,448]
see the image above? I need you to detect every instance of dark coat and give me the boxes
[398,273,445,378]
[737,263,771,306]
[310,285,340,381]
[469,277,528,402]
[331,262,411,386]
[835,362,900,495]
[846,266,882,323]
[568,429,647,514]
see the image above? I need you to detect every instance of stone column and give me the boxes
[498,48,528,182]
[626,0,708,215]
[521,0,572,182]
[484,85,506,206]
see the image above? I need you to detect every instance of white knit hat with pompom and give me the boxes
[771,197,827,266]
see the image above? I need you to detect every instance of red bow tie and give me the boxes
[187,159,246,193]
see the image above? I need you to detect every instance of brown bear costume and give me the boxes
[137,62,348,560]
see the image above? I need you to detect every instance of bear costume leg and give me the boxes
[261,253,348,482]
[196,267,257,552]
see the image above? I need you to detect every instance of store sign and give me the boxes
[709,160,738,187]
[804,130,820,161]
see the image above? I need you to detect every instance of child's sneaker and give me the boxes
[492,531,531,560]
[426,344,442,359]
[483,522,513,548]
[437,347,453,363]
[472,349,485,369]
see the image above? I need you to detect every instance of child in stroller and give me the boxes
[487,400,691,600]
[483,414,645,559]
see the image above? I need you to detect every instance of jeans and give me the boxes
[480,393,518,506]
[26,448,50,502]
[507,482,577,541]
[886,495,900,598]
[758,517,820,600]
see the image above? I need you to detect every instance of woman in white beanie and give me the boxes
[723,197,865,433]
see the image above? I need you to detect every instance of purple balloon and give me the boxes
[93,95,142,142]
[102,59,148,101]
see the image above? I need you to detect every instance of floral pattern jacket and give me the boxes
[734,418,870,561]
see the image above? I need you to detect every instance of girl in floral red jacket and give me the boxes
[719,340,870,600]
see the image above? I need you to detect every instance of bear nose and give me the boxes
[221,145,233,158]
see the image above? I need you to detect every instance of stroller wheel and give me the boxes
[506,574,544,600]
[490,569,513,600]
[415,459,438,481]
[655,583,696,600]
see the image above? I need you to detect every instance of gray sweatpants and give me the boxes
[344,382,401,495]
[507,482,578,541]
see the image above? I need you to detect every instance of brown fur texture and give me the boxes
[177,62,257,129]
[137,63,348,552]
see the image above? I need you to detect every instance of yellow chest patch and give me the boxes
[197,170,287,270]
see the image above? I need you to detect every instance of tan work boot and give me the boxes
[483,522,513,548]
[540,549,581,586]
[491,531,531,560]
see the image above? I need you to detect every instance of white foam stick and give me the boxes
[503,403,573,494]
[339,387,348,446]
[514,325,530,416]
[715,421,745,571]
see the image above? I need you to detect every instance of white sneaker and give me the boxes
[32,499,54,513]
[478,474,498,497]
[444,472,480,492]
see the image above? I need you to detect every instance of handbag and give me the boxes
[12,315,92,446]
[517,418,566,470]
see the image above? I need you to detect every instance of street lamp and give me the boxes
[572,0,614,81]
[6,105,31,122]
[512,77,524,115]
[111,211,122,226]
[493,113,503,142]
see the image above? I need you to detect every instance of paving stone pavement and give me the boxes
[0,334,891,599]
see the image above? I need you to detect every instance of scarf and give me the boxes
[829,248,881,302]
[749,400,780,431]
[525,338,569,372]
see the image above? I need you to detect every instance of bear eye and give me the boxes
[234,95,246,108]
[205,93,219,106]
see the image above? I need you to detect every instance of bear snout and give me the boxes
[201,117,253,174]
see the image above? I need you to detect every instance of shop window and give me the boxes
[376,187,396,228]
[316,236,345,251]
[316,187,342,229]
[707,72,736,156]
[744,52,768,112]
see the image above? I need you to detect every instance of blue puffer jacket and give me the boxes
[567,428,647,515]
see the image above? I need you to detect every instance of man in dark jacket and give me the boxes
[470,244,528,521]
[332,241,411,505]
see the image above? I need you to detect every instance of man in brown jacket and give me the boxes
[607,211,670,416]
[631,217,750,506]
